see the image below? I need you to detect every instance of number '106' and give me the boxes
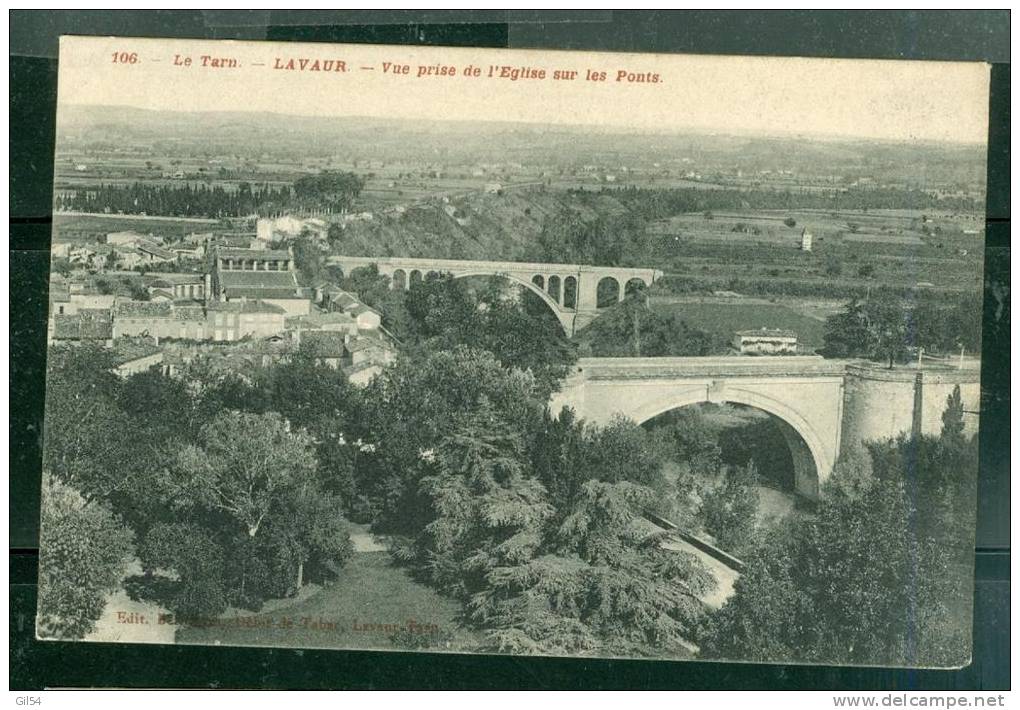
[112,52,138,64]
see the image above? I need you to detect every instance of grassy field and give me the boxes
[651,299,828,352]
[175,550,482,653]
[52,212,221,242]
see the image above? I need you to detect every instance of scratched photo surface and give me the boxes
[39,36,989,667]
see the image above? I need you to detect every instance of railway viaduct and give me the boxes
[327,255,663,336]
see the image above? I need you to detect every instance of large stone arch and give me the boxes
[563,276,578,309]
[596,276,621,308]
[624,277,648,298]
[628,385,827,499]
[392,268,407,290]
[547,275,562,304]
[452,270,572,335]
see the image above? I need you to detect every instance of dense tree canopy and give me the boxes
[42,348,358,627]
[37,475,135,639]
[701,460,760,556]
[822,292,982,362]
[820,295,911,365]
[292,171,366,212]
[537,209,652,266]
[56,182,292,218]
[55,170,365,218]
[354,345,543,533]
[175,411,317,539]
[579,291,727,357]
[700,392,977,667]
[41,248,979,660]
[398,404,716,657]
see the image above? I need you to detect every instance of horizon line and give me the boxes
[57,102,989,148]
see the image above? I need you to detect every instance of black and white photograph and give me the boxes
[35,35,991,669]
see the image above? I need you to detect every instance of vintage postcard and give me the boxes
[38,35,990,668]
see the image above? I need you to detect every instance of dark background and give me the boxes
[9,10,1010,690]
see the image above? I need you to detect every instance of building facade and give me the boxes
[210,246,311,316]
[732,328,798,355]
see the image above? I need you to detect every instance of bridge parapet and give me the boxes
[843,362,980,384]
[573,356,851,381]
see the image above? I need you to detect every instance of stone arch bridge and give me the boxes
[549,356,981,499]
[327,255,662,336]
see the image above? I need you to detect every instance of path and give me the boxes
[86,560,174,645]
[660,537,740,610]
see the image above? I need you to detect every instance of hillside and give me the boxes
[331,188,631,261]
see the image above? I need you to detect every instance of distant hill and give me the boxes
[56,104,987,187]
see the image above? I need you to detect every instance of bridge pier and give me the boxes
[575,269,601,313]
[839,365,981,459]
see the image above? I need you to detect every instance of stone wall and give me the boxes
[840,364,981,458]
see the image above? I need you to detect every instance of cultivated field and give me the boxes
[52,212,223,243]
[649,208,983,247]
[649,299,829,352]
[652,207,985,298]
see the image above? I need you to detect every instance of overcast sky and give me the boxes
[58,36,991,144]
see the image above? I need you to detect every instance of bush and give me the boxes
[138,523,229,618]
[301,495,356,582]
[389,624,456,650]
[701,461,760,555]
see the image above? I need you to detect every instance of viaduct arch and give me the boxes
[454,270,570,331]
[327,255,663,336]
[631,384,829,499]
